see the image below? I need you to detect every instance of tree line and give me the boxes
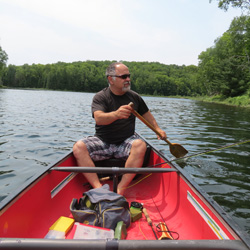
[1,15,250,98]
[198,15,250,97]
[1,60,200,96]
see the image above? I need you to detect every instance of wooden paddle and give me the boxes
[128,102,188,158]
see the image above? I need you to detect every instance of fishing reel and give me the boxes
[130,201,143,222]
[130,201,143,210]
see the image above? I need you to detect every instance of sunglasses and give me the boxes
[109,74,131,79]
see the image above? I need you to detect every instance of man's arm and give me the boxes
[94,105,132,125]
[142,111,167,139]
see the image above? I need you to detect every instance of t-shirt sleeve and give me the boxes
[91,91,107,117]
[137,96,149,116]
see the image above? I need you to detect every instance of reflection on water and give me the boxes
[0,89,250,233]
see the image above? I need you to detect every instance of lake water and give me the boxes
[0,89,250,234]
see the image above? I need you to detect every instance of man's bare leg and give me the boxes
[117,139,147,195]
[73,140,102,188]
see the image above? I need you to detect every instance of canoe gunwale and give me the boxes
[0,151,73,212]
[140,136,250,249]
[0,239,248,250]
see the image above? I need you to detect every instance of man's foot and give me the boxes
[117,187,125,196]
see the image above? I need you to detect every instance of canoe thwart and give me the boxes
[50,167,178,193]
[51,167,179,174]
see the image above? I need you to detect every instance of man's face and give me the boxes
[109,64,131,95]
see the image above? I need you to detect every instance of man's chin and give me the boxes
[122,85,131,92]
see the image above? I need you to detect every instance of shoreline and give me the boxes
[186,94,250,109]
[2,86,250,109]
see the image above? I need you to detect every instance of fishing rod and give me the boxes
[142,207,158,240]
[92,139,250,185]
[150,138,250,168]
[151,196,179,240]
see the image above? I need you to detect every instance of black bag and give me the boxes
[70,184,131,230]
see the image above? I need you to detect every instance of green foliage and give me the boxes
[2,60,199,96]
[192,94,250,107]
[198,15,250,98]
[0,46,8,84]
[210,0,250,11]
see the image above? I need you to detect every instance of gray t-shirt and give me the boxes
[92,87,149,144]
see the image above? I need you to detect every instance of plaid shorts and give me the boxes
[82,134,140,161]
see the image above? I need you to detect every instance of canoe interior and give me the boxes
[0,141,249,249]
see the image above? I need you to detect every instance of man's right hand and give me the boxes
[94,105,132,125]
[115,105,132,119]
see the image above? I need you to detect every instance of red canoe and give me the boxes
[0,134,249,250]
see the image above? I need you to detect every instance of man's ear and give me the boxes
[108,75,114,85]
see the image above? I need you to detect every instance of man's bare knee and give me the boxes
[73,141,88,159]
[131,139,147,156]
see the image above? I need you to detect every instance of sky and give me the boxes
[0,0,243,66]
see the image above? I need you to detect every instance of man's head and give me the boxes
[106,62,131,95]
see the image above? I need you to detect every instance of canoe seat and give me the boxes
[94,145,151,168]
[94,146,151,192]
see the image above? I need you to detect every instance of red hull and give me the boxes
[0,136,249,249]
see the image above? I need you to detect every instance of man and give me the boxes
[73,62,166,195]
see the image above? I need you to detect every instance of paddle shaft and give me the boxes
[128,102,171,145]
[128,102,188,158]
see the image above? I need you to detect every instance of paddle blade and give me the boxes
[169,143,188,158]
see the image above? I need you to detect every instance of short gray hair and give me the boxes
[105,62,123,77]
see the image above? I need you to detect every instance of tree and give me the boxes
[229,16,250,71]
[210,0,250,11]
[0,46,8,84]
[198,15,250,97]
[2,60,201,97]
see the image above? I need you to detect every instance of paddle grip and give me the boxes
[142,208,152,226]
